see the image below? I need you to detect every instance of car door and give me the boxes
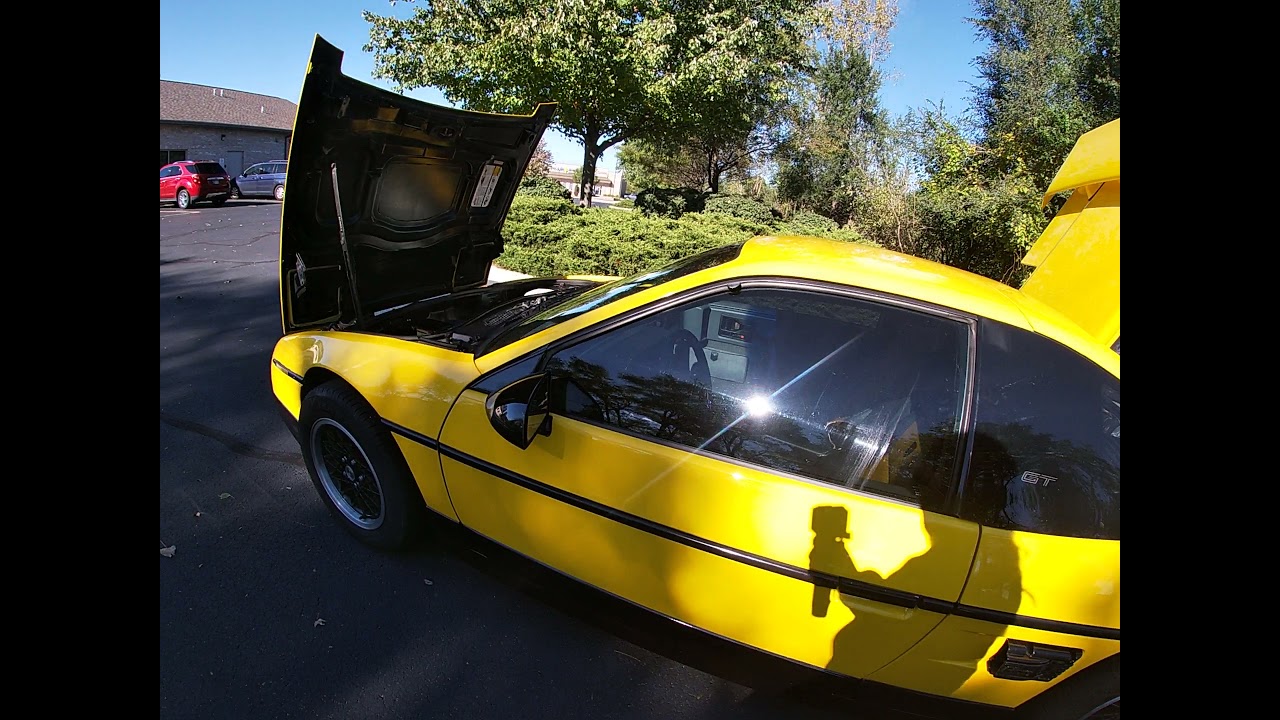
[439,284,982,679]
[240,164,263,196]
[160,165,176,200]
[269,163,286,193]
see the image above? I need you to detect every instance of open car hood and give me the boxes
[280,36,557,332]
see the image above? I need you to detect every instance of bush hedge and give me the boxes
[498,196,874,278]
[635,187,708,219]
[780,210,839,235]
[516,175,572,200]
[702,194,775,225]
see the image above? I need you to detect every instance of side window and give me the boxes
[547,288,970,510]
[960,320,1120,540]
[245,165,262,176]
[160,166,177,178]
[271,163,287,174]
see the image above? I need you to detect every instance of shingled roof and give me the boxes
[160,80,297,132]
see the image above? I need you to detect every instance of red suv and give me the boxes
[159,161,232,209]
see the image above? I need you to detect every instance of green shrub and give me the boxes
[612,198,634,209]
[497,198,878,279]
[499,207,750,277]
[702,194,775,225]
[779,210,838,236]
[635,187,708,219]
[516,175,572,200]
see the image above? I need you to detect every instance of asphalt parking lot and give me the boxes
[159,200,941,720]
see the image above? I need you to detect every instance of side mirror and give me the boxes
[486,374,551,449]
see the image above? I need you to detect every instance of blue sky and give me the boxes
[160,0,983,169]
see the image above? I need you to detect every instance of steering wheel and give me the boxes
[671,329,712,389]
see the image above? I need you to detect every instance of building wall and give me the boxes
[159,124,291,175]
[547,164,626,198]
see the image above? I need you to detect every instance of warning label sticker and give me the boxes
[471,161,504,208]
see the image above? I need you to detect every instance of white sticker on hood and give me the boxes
[470,161,504,208]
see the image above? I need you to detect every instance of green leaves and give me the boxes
[365,0,818,200]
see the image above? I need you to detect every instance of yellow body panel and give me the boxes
[865,527,1119,707]
[1021,118,1120,349]
[961,528,1120,631]
[869,614,1119,707]
[1040,119,1120,205]
[439,391,981,679]
[270,332,479,521]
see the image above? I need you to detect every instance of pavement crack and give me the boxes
[159,411,304,467]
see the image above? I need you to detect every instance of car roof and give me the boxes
[723,235,1117,372]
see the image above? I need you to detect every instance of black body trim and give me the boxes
[272,358,304,383]
[382,419,440,449]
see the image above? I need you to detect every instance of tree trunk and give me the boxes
[579,139,599,208]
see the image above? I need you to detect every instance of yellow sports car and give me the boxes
[272,38,1118,720]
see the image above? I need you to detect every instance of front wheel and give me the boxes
[175,188,191,209]
[299,383,426,550]
[229,185,241,200]
[273,184,285,201]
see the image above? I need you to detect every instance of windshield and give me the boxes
[477,241,745,355]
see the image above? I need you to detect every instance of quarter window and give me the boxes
[547,288,970,510]
[960,320,1120,540]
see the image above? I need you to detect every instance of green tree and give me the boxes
[899,0,1120,282]
[906,105,1044,281]
[1075,0,1120,124]
[971,0,1094,188]
[525,138,553,179]
[619,123,777,194]
[365,0,815,207]
[774,45,891,225]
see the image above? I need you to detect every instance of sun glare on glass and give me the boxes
[744,395,773,417]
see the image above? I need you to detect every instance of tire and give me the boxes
[229,185,241,200]
[175,188,191,209]
[1017,655,1119,720]
[211,199,227,207]
[273,184,285,201]
[299,382,426,550]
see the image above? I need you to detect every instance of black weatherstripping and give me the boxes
[272,359,304,383]
[390,426,1121,640]
[382,419,440,449]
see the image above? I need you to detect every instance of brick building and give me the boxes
[160,80,297,177]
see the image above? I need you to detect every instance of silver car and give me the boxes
[231,161,287,201]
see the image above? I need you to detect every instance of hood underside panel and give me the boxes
[281,36,556,332]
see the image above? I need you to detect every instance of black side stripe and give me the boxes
[393,431,1119,641]
[951,605,1119,640]
[383,419,439,449]
[272,359,304,383]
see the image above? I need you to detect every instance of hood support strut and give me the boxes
[330,162,366,328]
